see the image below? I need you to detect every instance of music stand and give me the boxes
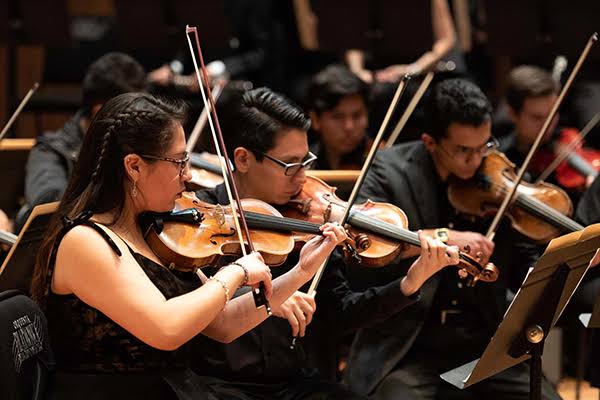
[441,224,600,400]
[0,202,58,293]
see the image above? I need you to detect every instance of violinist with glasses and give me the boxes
[187,87,463,399]
[31,92,348,400]
[343,79,561,400]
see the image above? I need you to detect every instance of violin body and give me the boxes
[283,176,408,267]
[448,151,575,243]
[145,192,294,270]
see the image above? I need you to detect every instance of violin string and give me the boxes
[350,211,486,273]
[242,211,322,233]
[348,211,421,246]
[465,178,583,232]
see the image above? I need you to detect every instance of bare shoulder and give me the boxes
[58,223,124,263]
[53,223,130,293]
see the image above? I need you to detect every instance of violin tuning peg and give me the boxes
[475,251,483,262]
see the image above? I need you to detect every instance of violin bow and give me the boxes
[307,74,411,295]
[0,82,39,142]
[185,79,227,153]
[288,75,412,349]
[185,26,271,315]
[385,60,455,148]
[485,32,598,241]
[535,111,600,184]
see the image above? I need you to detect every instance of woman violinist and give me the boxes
[30,92,347,400]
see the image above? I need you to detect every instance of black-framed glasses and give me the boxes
[140,152,190,176]
[261,151,318,176]
[438,137,498,161]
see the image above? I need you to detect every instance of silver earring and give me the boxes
[132,181,138,197]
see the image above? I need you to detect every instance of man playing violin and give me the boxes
[190,87,462,399]
[344,78,561,399]
[499,65,596,194]
[307,64,373,171]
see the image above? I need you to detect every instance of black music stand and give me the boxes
[0,202,57,294]
[441,225,600,400]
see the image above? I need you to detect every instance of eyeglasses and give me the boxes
[438,137,498,161]
[140,152,190,176]
[261,151,318,176]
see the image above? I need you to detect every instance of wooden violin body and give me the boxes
[448,151,581,243]
[283,176,407,267]
[144,192,294,270]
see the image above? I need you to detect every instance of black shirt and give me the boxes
[190,184,418,383]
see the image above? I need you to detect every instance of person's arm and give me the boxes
[416,0,457,72]
[345,49,373,83]
[25,141,70,207]
[54,223,345,349]
[324,231,459,335]
[0,209,12,233]
[53,225,261,350]
[201,224,347,342]
[375,0,457,82]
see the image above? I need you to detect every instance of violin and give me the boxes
[530,128,600,191]
[142,192,363,271]
[281,175,499,284]
[448,150,583,243]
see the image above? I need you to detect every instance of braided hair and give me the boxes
[31,93,186,304]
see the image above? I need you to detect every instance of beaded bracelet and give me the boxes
[229,261,249,286]
[208,276,230,305]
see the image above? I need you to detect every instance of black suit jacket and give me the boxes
[344,141,541,395]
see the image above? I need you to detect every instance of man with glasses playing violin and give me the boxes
[344,78,561,399]
[188,87,464,399]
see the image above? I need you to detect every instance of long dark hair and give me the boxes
[31,92,186,304]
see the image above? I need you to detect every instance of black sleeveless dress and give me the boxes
[45,221,204,400]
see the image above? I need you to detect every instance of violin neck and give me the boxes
[514,193,583,233]
[347,210,421,247]
[244,211,322,235]
[190,153,223,175]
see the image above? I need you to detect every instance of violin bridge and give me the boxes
[214,204,226,227]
